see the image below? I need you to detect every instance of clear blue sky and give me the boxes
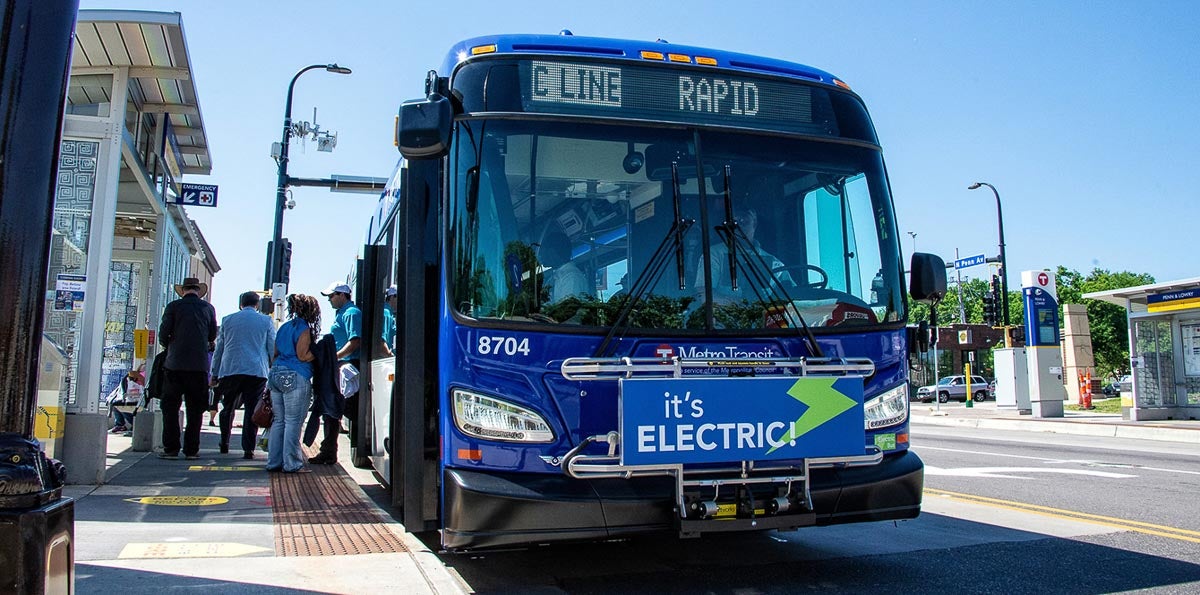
[80,0,1200,320]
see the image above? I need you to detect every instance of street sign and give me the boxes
[177,183,219,207]
[954,254,986,269]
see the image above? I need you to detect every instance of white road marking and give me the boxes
[924,465,1136,479]
[917,445,1200,476]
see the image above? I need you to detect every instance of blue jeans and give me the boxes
[266,366,312,472]
[111,407,133,428]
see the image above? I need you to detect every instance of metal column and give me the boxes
[0,1,79,592]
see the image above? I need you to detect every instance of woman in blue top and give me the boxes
[266,294,320,473]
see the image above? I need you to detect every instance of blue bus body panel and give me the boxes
[439,317,912,475]
[439,34,842,88]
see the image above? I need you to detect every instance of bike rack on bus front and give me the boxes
[558,356,882,526]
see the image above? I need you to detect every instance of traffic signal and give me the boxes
[982,275,999,326]
[278,238,293,285]
[990,274,1003,326]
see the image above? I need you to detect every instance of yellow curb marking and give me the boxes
[187,465,259,472]
[118,542,270,559]
[123,496,229,506]
[926,488,1200,544]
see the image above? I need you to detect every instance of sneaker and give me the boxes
[185,454,200,460]
[110,426,126,434]
[243,452,254,460]
[307,454,336,465]
[157,452,179,460]
[218,444,229,454]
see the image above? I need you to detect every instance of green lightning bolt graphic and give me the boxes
[766,378,857,454]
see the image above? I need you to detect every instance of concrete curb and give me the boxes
[911,415,1200,444]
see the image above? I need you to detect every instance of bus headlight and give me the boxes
[864,383,908,430]
[453,389,555,443]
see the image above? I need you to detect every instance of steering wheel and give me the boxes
[770,264,829,290]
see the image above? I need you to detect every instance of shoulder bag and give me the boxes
[251,391,273,427]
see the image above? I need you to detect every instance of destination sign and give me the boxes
[515,59,837,136]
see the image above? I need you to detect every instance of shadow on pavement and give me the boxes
[438,514,1200,594]
[76,563,328,594]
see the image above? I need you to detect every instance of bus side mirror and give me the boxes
[908,320,930,354]
[397,93,452,159]
[909,252,947,303]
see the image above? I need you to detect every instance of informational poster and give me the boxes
[54,274,86,311]
[1181,323,1200,376]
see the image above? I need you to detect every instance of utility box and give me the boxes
[994,347,1030,413]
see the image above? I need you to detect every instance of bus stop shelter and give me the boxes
[1084,278,1200,421]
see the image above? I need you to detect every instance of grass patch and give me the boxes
[1065,397,1122,414]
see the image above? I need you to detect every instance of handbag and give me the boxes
[251,392,274,427]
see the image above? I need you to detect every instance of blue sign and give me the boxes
[1023,287,1060,346]
[1147,289,1200,304]
[619,376,865,465]
[954,254,986,269]
[177,183,218,208]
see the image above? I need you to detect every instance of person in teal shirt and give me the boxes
[380,284,397,357]
[322,282,361,365]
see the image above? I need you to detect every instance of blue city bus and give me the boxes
[352,33,947,551]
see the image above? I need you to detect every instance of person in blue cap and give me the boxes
[310,281,361,464]
[379,285,397,357]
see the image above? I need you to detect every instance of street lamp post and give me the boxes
[906,231,917,254]
[968,182,1009,327]
[267,63,352,290]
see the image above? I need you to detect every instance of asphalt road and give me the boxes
[430,426,1200,594]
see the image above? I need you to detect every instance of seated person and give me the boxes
[609,273,630,301]
[539,229,589,302]
[694,207,793,303]
[107,369,144,434]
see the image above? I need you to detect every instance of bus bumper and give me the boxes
[442,449,923,550]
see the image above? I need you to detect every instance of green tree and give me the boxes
[1056,266,1154,380]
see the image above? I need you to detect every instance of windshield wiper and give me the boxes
[594,161,693,358]
[715,166,825,358]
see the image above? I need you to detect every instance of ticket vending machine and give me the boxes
[1022,270,1067,417]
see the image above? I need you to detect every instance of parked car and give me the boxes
[916,375,991,403]
[1101,380,1120,396]
[1117,374,1133,393]
[988,379,996,400]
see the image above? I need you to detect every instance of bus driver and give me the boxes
[694,207,792,303]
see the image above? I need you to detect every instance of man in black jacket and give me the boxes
[157,276,218,459]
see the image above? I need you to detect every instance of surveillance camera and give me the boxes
[286,199,296,210]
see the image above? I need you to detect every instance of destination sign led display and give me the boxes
[515,59,837,136]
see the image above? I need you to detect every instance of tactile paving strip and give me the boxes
[270,446,407,556]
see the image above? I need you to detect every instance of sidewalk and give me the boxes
[66,419,466,594]
[910,400,1200,444]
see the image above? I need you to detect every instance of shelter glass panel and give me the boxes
[100,261,142,402]
[42,139,100,410]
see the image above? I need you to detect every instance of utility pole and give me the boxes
[955,248,965,324]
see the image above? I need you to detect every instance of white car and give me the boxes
[916,375,990,403]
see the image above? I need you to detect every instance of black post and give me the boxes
[266,63,351,290]
[0,1,77,592]
[970,182,1009,327]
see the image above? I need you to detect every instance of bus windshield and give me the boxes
[450,118,905,332]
